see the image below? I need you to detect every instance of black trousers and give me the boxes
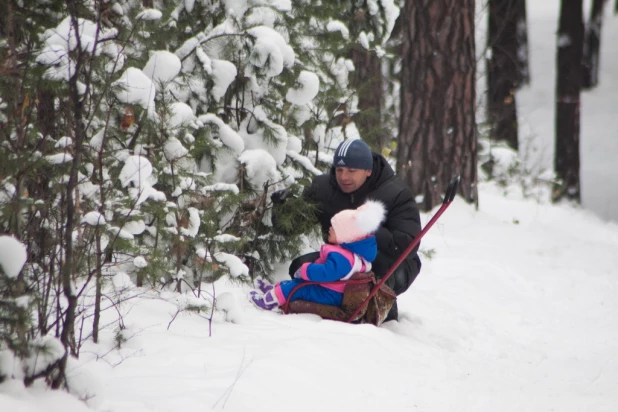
[288,251,420,296]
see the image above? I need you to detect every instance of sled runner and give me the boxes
[282,175,460,326]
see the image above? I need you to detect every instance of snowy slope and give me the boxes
[4,181,618,412]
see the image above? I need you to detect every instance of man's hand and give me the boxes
[271,188,291,205]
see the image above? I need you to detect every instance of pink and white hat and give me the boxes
[330,200,386,244]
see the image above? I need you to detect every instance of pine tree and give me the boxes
[0,0,399,390]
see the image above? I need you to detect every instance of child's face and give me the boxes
[328,227,337,244]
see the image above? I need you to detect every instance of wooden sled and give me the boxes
[282,272,397,326]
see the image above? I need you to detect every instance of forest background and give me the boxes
[0,0,615,400]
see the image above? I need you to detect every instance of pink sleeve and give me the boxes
[300,262,310,280]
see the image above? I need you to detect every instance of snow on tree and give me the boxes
[0,0,400,390]
[0,236,27,279]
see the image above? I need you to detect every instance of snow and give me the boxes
[376,0,399,43]
[179,207,200,237]
[113,68,156,112]
[238,149,278,189]
[133,256,147,268]
[184,0,195,13]
[123,220,146,235]
[23,336,66,379]
[36,17,118,82]
[213,252,249,278]
[163,137,189,161]
[118,155,153,189]
[326,20,349,39]
[285,70,320,105]
[117,154,163,206]
[0,182,16,204]
[4,177,618,411]
[136,9,162,21]
[45,153,73,165]
[202,182,239,194]
[36,44,66,66]
[41,17,115,54]
[0,350,22,380]
[213,234,241,243]
[265,0,292,12]
[142,51,181,84]
[285,150,322,176]
[89,129,105,151]
[358,31,370,50]
[0,381,93,412]
[81,211,106,226]
[0,236,27,278]
[197,114,245,154]
[54,136,72,148]
[168,102,195,129]
[107,226,134,240]
[210,59,237,101]
[247,26,295,78]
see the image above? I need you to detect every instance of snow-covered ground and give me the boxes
[3,1,618,411]
[4,180,618,412]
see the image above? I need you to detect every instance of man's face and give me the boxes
[335,167,372,193]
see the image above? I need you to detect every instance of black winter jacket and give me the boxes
[304,153,422,288]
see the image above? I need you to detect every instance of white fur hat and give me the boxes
[330,200,386,244]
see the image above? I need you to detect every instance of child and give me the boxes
[250,200,386,310]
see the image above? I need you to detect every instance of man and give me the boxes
[272,139,422,322]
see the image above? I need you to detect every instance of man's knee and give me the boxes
[385,260,420,295]
[385,268,408,295]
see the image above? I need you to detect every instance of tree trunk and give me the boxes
[52,2,87,389]
[517,0,530,85]
[92,234,102,343]
[37,89,57,139]
[554,0,583,202]
[397,0,477,211]
[582,0,606,89]
[486,0,522,150]
[349,46,386,150]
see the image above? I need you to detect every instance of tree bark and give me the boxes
[349,46,386,150]
[486,0,523,150]
[582,0,606,89]
[36,89,57,139]
[52,1,87,389]
[516,0,530,85]
[397,0,477,211]
[554,0,583,202]
[92,234,102,343]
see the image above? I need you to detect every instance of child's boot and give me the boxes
[250,289,279,310]
[254,278,274,294]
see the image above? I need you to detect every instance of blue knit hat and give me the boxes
[333,139,373,170]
